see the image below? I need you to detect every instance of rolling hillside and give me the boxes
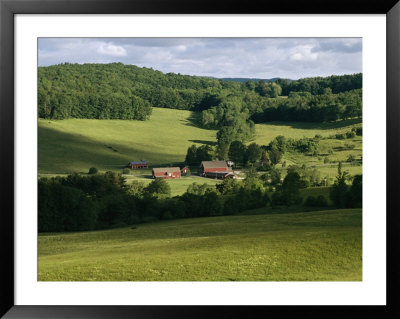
[38,208,362,281]
[39,107,361,178]
[38,108,217,174]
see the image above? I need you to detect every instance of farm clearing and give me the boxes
[38,107,361,195]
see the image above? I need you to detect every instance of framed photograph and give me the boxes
[1,0,399,318]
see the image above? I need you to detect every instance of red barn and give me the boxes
[152,167,181,179]
[199,161,233,177]
[127,161,148,169]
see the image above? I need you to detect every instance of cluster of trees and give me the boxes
[38,171,271,232]
[334,127,362,140]
[203,87,360,156]
[252,89,362,123]
[228,142,262,167]
[38,162,362,232]
[38,87,152,120]
[226,135,320,169]
[39,172,131,231]
[38,63,228,119]
[261,165,324,189]
[38,63,362,126]
[304,195,329,207]
[38,172,173,232]
[276,73,362,95]
[330,163,362,208]
[185,144,213,166]
[200,96,256,159]
[271,171,305,206]
[225,138,291,168]
[266,135,320,158]
[184,133,324,170]
[254,80,282,97]
[184,139,277,168]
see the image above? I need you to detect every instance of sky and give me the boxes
[38,38,362,80]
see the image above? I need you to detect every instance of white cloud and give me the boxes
[97,43,127,57]
[290,45,319,62]
[175,45,187,52]
[38,38,362,79]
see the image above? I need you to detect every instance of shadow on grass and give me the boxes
[38,208,362,242]
[188,139,217,146]
[38,126,185,174]
[180,111,216,131]
[259,118,362,130]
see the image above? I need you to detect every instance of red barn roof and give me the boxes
[200,161,229,170]
[152,167,181,174]
[152,167,181,179]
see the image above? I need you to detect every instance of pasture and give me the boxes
[124,174,222,197]
[38,107,362,195]
[38,107,218,174]
[252,119,362,145]
[38,208,362,281]
[38,108,362,174]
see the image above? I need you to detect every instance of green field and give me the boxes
[254,119,362,178]
[252,119,362,145]
[123,175,222,197]
[38,108,362,173]
[38,107,218,174]
[38,107,361,194]
[38,209,362,281]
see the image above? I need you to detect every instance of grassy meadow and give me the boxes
[38,107,361,194]
[38,108,362,174]
[252,119,362,145]
[124,175,222,197]
[38,208,362,281]
[38,108,362,281]
[38,107,218,174]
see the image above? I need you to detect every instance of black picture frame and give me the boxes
[1,0,399,318]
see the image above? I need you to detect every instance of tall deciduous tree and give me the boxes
[145,178,171,198]
[185,145,198,165]
[245,143,262,165]
[330,162,349,208]
[268,148,282,166]
[280,171,303,205]
[228,141,247,166]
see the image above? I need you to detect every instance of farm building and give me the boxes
[203,171,237,180]
[152,167,181,179]
[199,161,231,174]
[127,161,148,169]
[181,166,189,175]
[199,161,236,179]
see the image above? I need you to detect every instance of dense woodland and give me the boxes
[38,63,362,160]
[38,63,361,122]
[38,165,362,232]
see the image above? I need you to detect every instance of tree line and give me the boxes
[251,89,362,123]
[39,164,362,232]
[38,63,226,120]
[185,128,362,167]
[200,83,361,152]
[276,73,362,95]
[38,63,362,124]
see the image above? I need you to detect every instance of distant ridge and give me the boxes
[218,77,291,83]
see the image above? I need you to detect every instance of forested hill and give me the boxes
[38,63,362,122]
[218,77,283,83]
[38,63,224,120]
